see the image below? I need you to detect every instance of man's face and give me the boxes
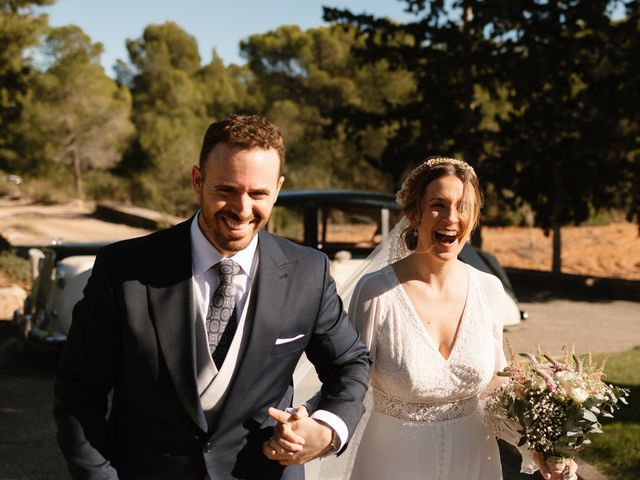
[192,143,284,256]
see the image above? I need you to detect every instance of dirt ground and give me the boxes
[0,197,153,246]
[0,198,153,289]
[1,197,639,285]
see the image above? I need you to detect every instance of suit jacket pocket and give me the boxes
[270,336,307,357]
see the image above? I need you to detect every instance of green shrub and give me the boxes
[581,207,613,226]
[0,250,31,285]
[84,170,131,203]
[21,173,76,204]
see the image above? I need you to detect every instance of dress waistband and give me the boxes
[372,388,479,422]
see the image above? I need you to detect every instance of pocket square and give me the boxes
[275,334,305,345]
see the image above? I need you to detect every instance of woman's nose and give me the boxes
[442,207,458,223]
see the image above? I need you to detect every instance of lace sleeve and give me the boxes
[348,274,382,360]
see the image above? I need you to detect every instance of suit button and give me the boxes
[203,441,215,453]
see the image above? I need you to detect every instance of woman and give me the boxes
[270,157,577,479]
[347,156,505,479]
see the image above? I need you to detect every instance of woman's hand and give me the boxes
[532,452,578,480]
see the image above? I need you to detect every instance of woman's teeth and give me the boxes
[435,230,457,244]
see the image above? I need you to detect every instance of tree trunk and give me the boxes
[463,3,482,249]
[551,161,563,273]
[552,222,561,273]
[72,149,84,200]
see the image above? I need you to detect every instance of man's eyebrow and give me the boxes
[249,187,271,195]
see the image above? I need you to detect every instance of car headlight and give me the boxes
[55,265,66,288]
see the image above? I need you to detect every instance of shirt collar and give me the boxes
[190,212,259,277]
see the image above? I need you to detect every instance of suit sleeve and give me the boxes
[304,254,372,440]
[53,251,121,479]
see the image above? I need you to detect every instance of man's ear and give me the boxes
[192,165,203,195]
[275,176,285,197]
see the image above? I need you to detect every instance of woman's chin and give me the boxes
[432,241,465,261]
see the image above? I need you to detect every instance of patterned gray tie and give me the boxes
[206,259,241,369]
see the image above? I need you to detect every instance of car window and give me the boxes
[321,207,381,248]
[268,205,305,243]
[268,202,402,255]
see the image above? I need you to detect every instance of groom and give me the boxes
[53,114,370,479]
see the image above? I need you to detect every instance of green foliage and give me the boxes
[580,347,640,480]
[19,171,78,204]
[0,250,31,285]
[123,22,214,212]
[326,0,639,262]
[486,1,625,223]
[324,2,502,187]
[83,169,131,203]
[129,172,196,218]
[3,0,637,230]
[593,347,640,386]
[0,0,54,169]
[582,423,640,480]
[580,208,613,227]
[18,25,134,199]
[199,51,263,118]
[241,24,405,192]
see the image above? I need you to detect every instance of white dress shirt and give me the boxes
[190,213,348,451]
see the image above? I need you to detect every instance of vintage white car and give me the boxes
[13,190,525,345]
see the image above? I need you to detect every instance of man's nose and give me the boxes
[230,194,252,219]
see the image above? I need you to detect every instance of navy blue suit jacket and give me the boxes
[54,219,370,479]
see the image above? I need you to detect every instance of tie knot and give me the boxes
[213,259,240,285]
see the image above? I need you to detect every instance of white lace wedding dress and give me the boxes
[347,263,510,480]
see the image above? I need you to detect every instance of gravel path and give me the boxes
[505,296,640,356]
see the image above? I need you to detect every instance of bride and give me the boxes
[270,157,577,480]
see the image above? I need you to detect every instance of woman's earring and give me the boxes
[412,228,418,237]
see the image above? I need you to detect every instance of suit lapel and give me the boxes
[147,219,207,432]
[214,232,298,434]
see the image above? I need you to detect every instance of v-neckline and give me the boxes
[389,264,472,363]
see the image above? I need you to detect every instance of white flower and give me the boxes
[554,371,588,403]
[568,387,589,404]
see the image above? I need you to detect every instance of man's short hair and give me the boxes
[199,114,285,174]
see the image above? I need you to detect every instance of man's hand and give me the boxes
[261,407,334,465]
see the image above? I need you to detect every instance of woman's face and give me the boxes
[414,174,472,262]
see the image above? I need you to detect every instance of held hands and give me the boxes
[532,452,578,480]
[261,406,334,465]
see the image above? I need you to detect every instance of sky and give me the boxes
[41,0,418,76]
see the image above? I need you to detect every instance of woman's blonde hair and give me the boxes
[396,156,483,250]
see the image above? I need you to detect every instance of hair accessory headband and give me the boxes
[396,157,477,207]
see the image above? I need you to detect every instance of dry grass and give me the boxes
[482,223,640,280]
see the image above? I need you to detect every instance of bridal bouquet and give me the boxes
[485,345,629,463]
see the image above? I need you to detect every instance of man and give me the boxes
[54,114,370,479]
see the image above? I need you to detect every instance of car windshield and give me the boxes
[268,203,402,256]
